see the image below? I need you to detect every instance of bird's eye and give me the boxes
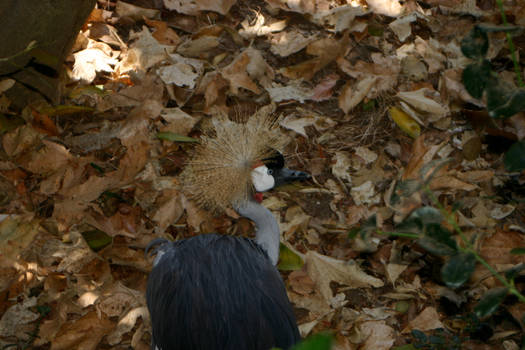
[267,169,273,175]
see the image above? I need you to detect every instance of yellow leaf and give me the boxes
[389,106,420,138]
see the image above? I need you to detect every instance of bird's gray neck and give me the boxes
[234,200,280,265]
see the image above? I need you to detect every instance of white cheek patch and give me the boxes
[251,165,275,192]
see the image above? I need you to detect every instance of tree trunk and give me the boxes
[0,0,96,106]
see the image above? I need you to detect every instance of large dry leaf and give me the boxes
[366,0,403,16]
[108,306,149,345]
[480,231,525,266]
[0,215,41,261]
[305,251,384,303]
[164,0,237,15]
[266,81,312,103]
[72,41,117,83]
[359,320,395,350]
[117,26,174,73]
[338,76,377,113]
[389,13,419,42]
[351,181,381,206]
[159,107,199,135]
[312,5,369,32]
[2,125,41,157]
[176,36,220,58]
[402,307,444,333]
[265,0,318,14]
[157,53,204,88]
[19,140,72,174]
[151,189,184,233]
[97,282,143,319]
[331,152,352,183]
[281,36,348,80]
[115,1,159,20]
[270,30,317,57]
[222,48,274,94]
[337,54,400,98]
[0,297,39,337]
[50,311,115,350]
[239,12,287,39]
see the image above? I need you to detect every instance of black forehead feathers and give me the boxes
[262,150,284,169]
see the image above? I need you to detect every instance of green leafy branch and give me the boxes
[461,2,525,172]
[495,0,523,87]
[358,159,525,322]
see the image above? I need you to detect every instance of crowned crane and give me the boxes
[146,112,310,350]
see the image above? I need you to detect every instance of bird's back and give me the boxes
[146,234,301,350]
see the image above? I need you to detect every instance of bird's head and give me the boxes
[251,151,310,192]
[181,109,309,213]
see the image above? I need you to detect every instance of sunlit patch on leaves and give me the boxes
[474,287,508,318]
[441,252,476,289]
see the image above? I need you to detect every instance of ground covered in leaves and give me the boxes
[1,0,525,349]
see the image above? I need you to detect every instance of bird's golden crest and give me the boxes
[181,107,288,213]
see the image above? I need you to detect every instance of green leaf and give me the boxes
[348,227,360,239]
[368,24,384,37]
[391,179,421,205]
[477,24,524,35]
[278,243,304,271]
[396,207,443,234]
[290,334,333,350]
[411,207,444,226]
[441,252,476,289]
[411,329,427,343]
[510,248,525,255]
[474,287,508,318]
[504,141,525,172]
[36,304,51,317]
[485,78,525,119]
[81,229,112,252]
[461,26,489,59]
[462,60,492,99]
[425,224,457,248]
[362,99,377,111]
[359,215,377,239]
[157,132,199,143]
[417,236,457,256]
[392,345,417,350]
[505,263,525,280]
[395,300,410,313]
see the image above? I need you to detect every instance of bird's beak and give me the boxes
[274,168,310,187]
